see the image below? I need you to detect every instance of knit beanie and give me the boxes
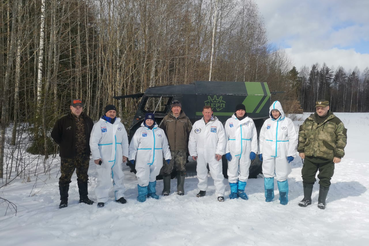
[104,105,117,114]
[235,104,246,111]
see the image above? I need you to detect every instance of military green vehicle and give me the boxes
[115,81,271,178]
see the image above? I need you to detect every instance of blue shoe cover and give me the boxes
[237,191,249,200]
[137,185,148,202]
[148,181,159,200]
[229,182,238,199]
[265,189,274,202]
[277,180,289,205]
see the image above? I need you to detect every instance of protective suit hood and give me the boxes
[269,101,285,120]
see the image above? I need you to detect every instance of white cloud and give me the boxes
[256,0,369,71]
[285,47,369,72]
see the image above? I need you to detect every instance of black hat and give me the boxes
[145,113,155,121]
[104,105,117,114]
[71,99,83,107]
[235,104,246,111]
[171,100,182,108]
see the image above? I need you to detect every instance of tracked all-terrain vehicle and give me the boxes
[115,81,271,178]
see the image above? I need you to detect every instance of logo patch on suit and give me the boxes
[142,132,147,137]
[157,134,162,137]
[118,127,122,131]
[211,126,217,133]
[101,127,107,132]
[281,126,287,131]
[229,123,234,128]
[267,124,271,130]
[194,128,201,134]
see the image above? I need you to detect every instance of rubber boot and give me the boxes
[298,182,313,207]
[264,177,275,202]
[318,186,329,209]
[162,175,171,196]
[78,181,94,205]
[177,172,185,195]
[59,184,69,209]
[137,185,148,202]
[148,181,159,199]
[237,181,248,200]
[277,180,289,205]
[229,182,238,199]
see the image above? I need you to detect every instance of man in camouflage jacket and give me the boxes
[51,99,94,209]
[297,100,347,209]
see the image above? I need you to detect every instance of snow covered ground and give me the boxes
[0,113,368,246]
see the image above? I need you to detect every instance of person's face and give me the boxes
[145,119,154,126]
[70,105,83,116]
[316,106,329,117]
[271,110,281,119]
[105,110,116,118]
[171,106,181,116]
[236,109,245,118]
[202,108,213,122]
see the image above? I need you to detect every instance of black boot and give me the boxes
[59,184,69,209]
[162,175,171,196]
[298,183,313,207]
[318,186,329,209]
[78,181,94,205]
[177,172,185,196]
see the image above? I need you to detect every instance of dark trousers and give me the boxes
[59,156,89,186]
[302,157,334,187]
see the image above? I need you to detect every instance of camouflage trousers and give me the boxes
[302,156,335,188]
[59,156,90,186]
[161,150,187,175]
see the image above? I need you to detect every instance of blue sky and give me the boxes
[256,0,369,72]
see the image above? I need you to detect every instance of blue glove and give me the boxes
[259,154,263,162]
[130,160,135,165]
[250,152,256,161]
[287,156,294,163]
[225,153,232,161]
[166,159,171,165]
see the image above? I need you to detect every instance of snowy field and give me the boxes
[0,113,368,246]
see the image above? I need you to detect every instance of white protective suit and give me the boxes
[90,117,129,203]
[259,101,298,181]
[129,122,171,187]
[224,114,258,183]
[188,116,226,196]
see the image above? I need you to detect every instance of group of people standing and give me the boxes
[52,98,346,210]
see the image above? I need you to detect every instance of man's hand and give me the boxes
[299,153,305,159]
[192,156,198,161]
[333,157,341,163]
[215,154,222,161]
[123,156,128,163]
[94,158,102,165]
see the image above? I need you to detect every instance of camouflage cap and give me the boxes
[315,100,329,108]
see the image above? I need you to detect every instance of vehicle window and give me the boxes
[143,97,170,113]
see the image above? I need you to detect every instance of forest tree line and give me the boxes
[0,0,368,179]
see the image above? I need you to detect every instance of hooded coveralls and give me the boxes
[90,117,129,203]
[129,123,171,187]
[259,101,298,181]
[189,116,226,197]
[224,114,258,184]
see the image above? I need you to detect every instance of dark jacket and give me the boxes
[159,111,192,151]
[298,111,347,160]
[51,112,94,158]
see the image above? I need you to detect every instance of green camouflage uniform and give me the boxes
[298,111,347,187]
[59,115,89,185]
